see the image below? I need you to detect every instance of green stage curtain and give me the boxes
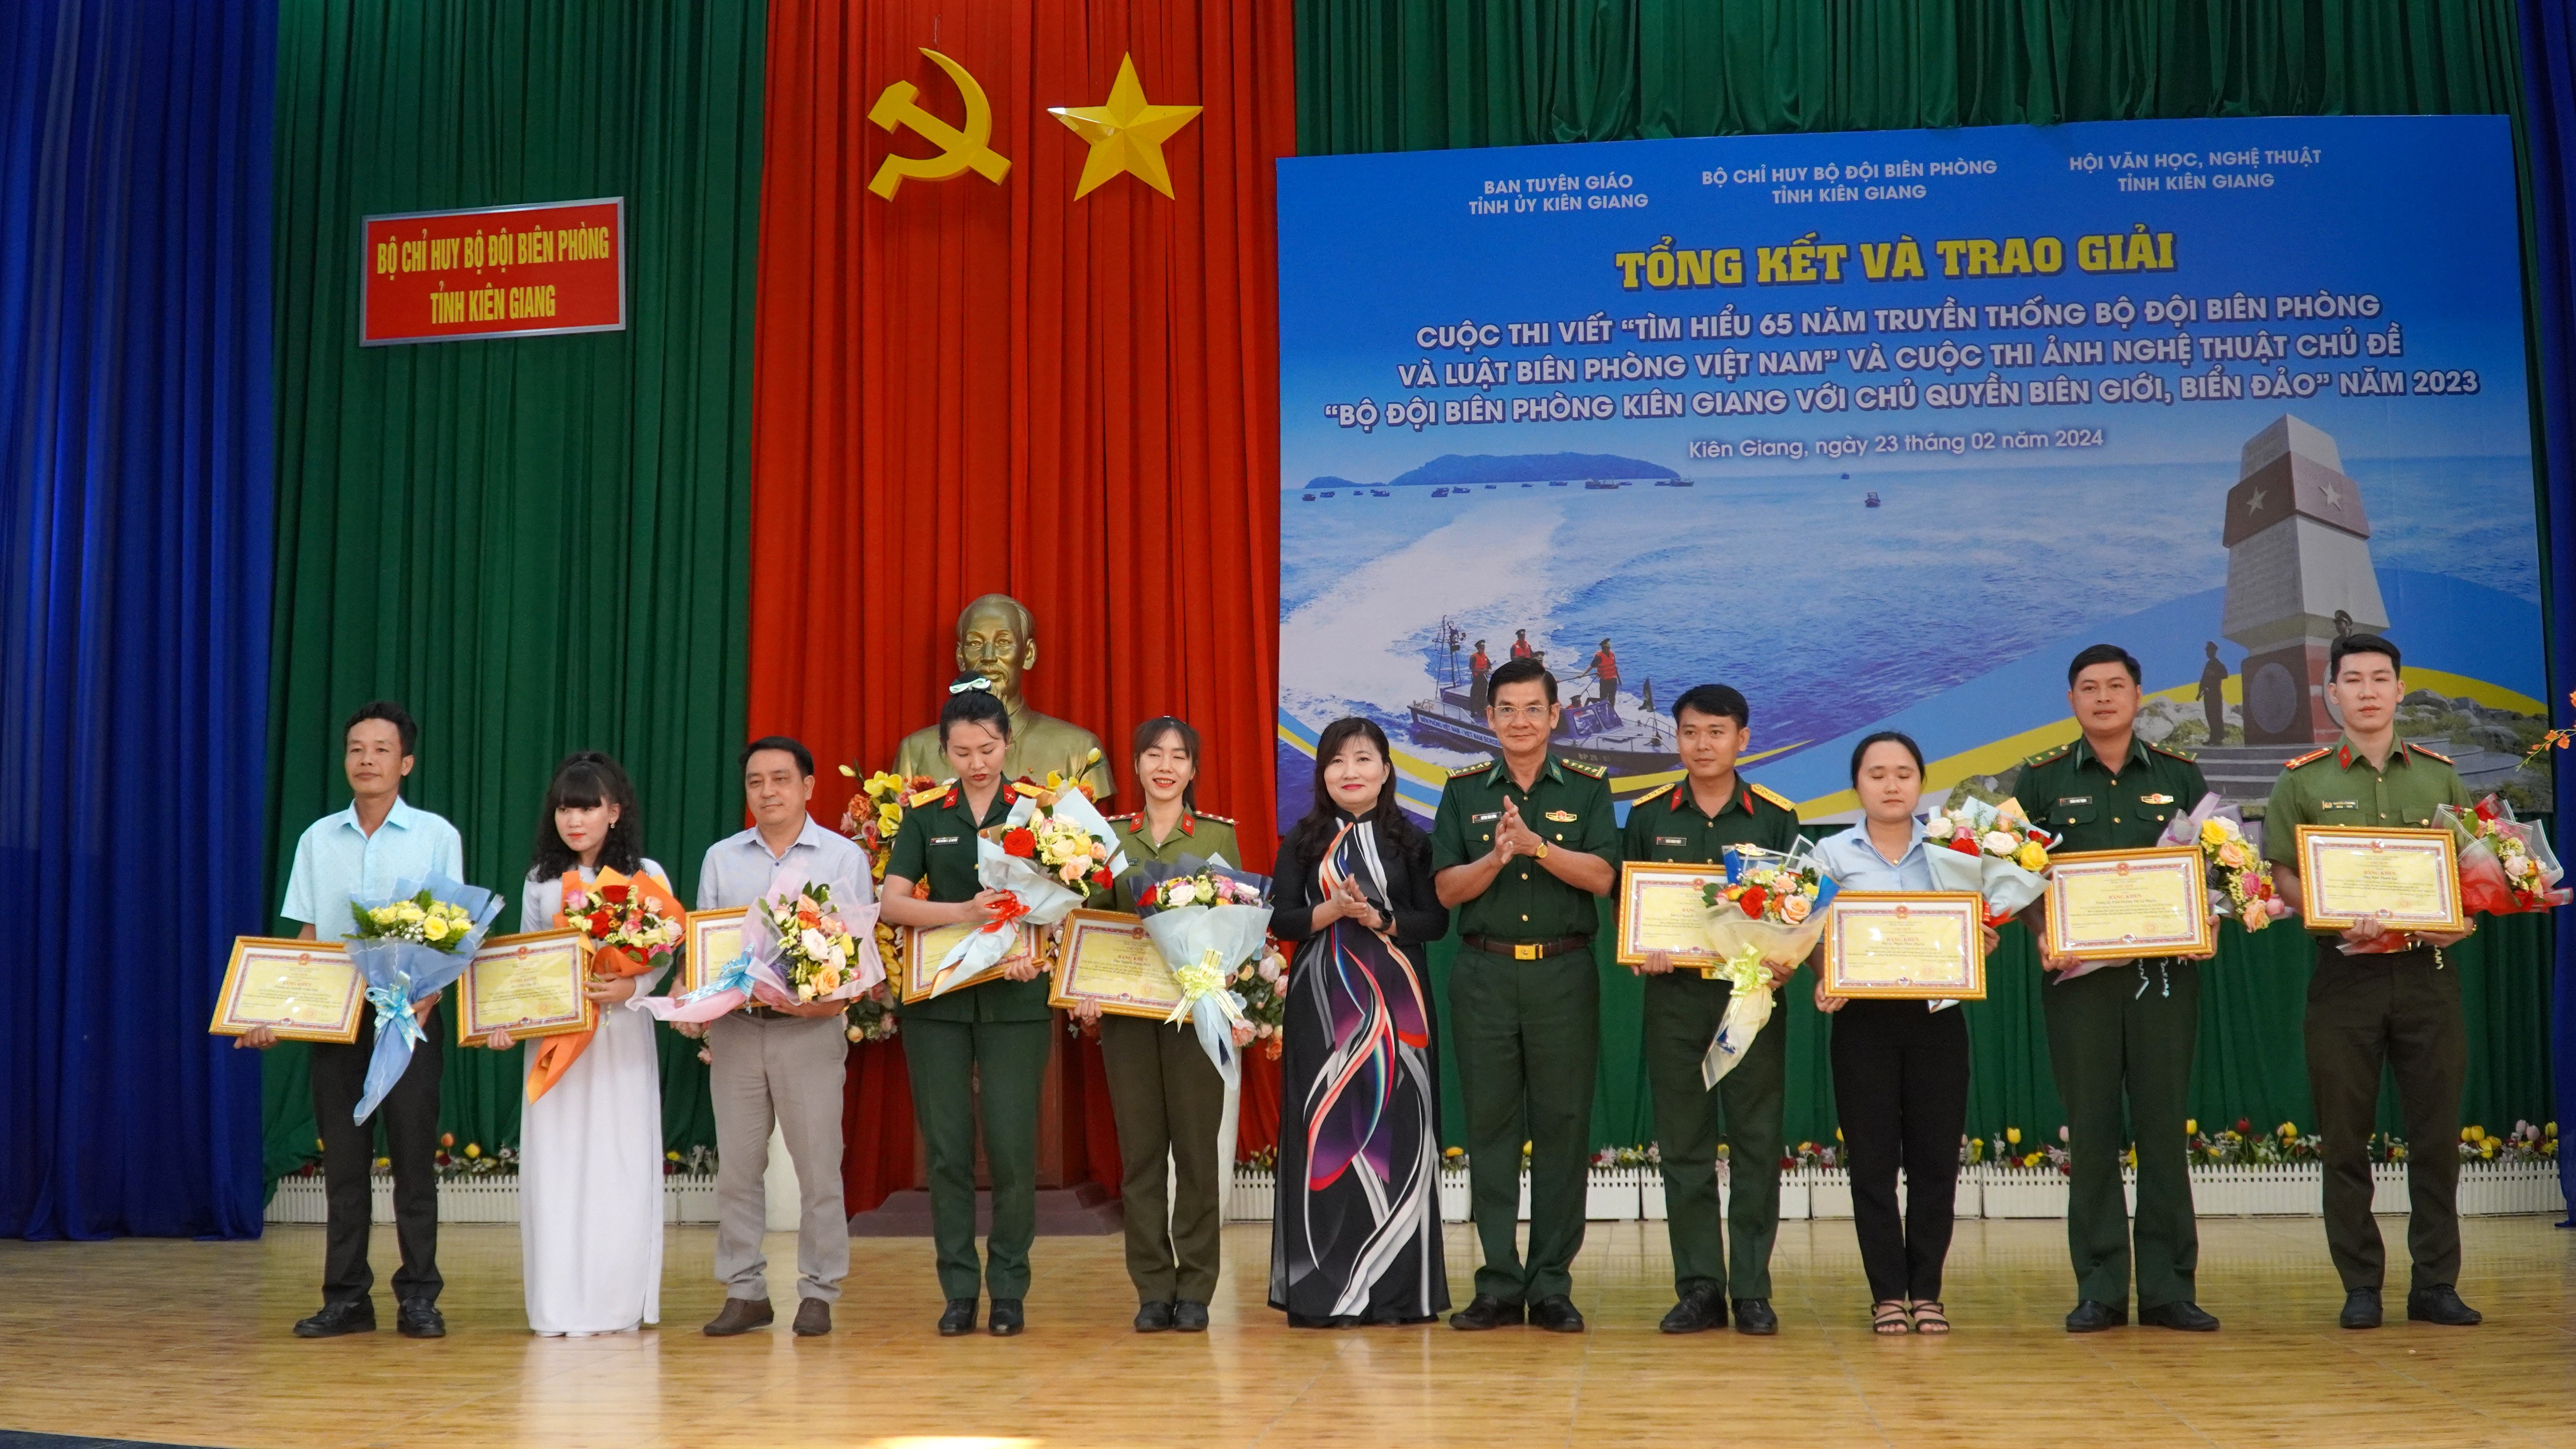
[260,0,766,1183]
[1299,0,2557,1153]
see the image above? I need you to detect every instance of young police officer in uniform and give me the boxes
[1432,657,1618,1332]
[1620,684,1799,1335]
[2263,634,2482,1330]
[2010,643,2218,1334]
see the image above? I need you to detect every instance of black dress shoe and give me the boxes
[396,1298,445,1339]
[937,1298,978,1336]
[2064,1299,2127,1333]
[2340,1288,2383,1329]
[1732,1297,1779,1335]
[704,1297,773,1337]
[1529,1295,1585,1333]
[293,1300,375,1338]
[792,1298,832,1336]
[2139,1301,2218,1332]
[1448,1294,1523,1331]
[1133,1300,1175,1332]
[989,1297,1025,1336]
[1658,1285,1725,1334]
[2405,1284,2483,1326]
[1173,1300,1209,1333]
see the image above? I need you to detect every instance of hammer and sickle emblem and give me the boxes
[867,48,1011,199]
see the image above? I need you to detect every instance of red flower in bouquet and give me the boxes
[1002,827,1037,858]
[601,882,630,904]
[587,910,614,935]
[1947,833,1978,854]
[1737,885,1768,919]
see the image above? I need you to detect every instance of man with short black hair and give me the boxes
[245,700,464,1339]
[2263,634,2482,1330]
[1621,683,1799,1335]
[694,735,872,1339]
[1432,658,1618,1333]
[2012,644,2218,1334]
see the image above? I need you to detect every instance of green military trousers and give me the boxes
[902,1016,1056,1301]
[1097,1012,1227,1305]
[1449,944,1600,1305]
[2042,957,2200,1310]
[2305,944,2466,1293]
[1642,972,1787,1298]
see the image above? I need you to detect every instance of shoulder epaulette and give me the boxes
[1749,782,1795,812]
[1104,811,1137,825]
[1447,759,1496,777]
[1196,811,1236,825]
[2282,747,2332,770]
[2150,742,2198,763]
[908,779,954,808]
[2022,743,2070,769]
[2407,742,2454,764]
[1562,758,1609,779]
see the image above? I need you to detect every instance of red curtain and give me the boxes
[749,0,1295,1212]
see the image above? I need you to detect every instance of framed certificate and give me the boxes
[2044,847,2218,961]
[208,936,364,1043]
[1615,861,1720,966]
[2294,825,2467,934]
[1049,909,1186,1019]
[683,906,748,997]
[895,920,1031,1003]
[1822,893,1987,1000]
[456,929,593,1043]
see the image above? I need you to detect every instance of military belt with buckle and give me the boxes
[1461,932,1591,961]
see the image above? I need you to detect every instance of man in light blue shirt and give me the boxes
[242,701,464,1341]
[693,735,872,1340]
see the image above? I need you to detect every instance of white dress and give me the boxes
[517,860,669,1335]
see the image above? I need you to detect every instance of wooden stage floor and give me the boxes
[2,1216,2570,1448]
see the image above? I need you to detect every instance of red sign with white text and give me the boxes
[361,198,625,345]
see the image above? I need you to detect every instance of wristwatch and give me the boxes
[1534,838,1551,861]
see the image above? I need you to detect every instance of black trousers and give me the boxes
[1830,999,1970,1304]
[309,1018,444,1306]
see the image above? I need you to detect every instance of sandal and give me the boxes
[1871,1300,1912,1335]
[1909,1301,1951,1335]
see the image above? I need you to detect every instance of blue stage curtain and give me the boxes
[0,0,274,1238]
[2517,0,2576,1222]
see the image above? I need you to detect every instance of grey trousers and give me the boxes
[708,1011,850,1304]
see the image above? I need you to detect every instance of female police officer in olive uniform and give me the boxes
[880,677,1054,1338]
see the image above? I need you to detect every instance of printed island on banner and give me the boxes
[1272,116,2551,829]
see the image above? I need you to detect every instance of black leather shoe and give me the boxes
[937,1298,978,1336]
[1133,1300,1175,1332]
[2064,1299,2127,1333]
[1448,1294,1523,1331]
[2406,1284,2483,1326]
[2140,1300,2218,1332]
[293,1300,375,1338]
[1732,1297,1779,1336]
[1658,1285,1725,1334]
[704,1297,773,1337]
[1530,1295,1585,1333]
[2340,1288,2383,1329]
[1174,1300,1209,1332]
[792,1298,831,1336]
[396,1298,445,1339]
[989,1297,1025,1336]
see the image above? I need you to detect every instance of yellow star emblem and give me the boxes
[1048,54,1200,199]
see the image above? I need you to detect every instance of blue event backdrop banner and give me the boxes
[1273,116,2547,828]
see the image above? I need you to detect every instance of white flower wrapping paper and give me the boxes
[922,790,1131,999]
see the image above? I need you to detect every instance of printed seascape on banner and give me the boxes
[1273,116,2550,829]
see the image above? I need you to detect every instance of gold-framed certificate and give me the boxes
[1615,861,1721,966]
[456,929,592,1043]
[2294,825,2466,934]
[2044,847,2218,961]
[683,906,748,997]
[895,920,1032,1003]
[1048,909,1186,1020]
[1822,893,1986,1000]
[208,936,364,1043]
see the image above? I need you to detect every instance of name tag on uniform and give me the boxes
[2057,795,2092,806]
[2318,801,2360,811]
[930,835,961,845]
[1655,836,1689,847]
[1544,810,1578,822]
[1472,811,1501,824]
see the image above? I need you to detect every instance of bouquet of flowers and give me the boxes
[757,878,884,1004]
[921,773,1128,999]
[526,867,690,1102]
[1695,842,1838,1087]
[1131,857,1277,1079]
[345,874,504,1121]
[2437,794,2571,916]
[2157,793,2287,932]
[1921,795,2054,924]
[839,767,939,1025]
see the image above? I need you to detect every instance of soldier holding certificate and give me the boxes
[2010,644,2217,1334]
[1618,684,1798,1336]
[2262,634,2481,1330]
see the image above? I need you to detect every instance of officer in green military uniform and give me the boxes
[1620,683,1800,1336]
[2261,633,2481,1331]
[1082,717,1239,1335]
[1431,656,1619,1333]
[880,678,1061,1339]
[2010,643,2218,1334]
